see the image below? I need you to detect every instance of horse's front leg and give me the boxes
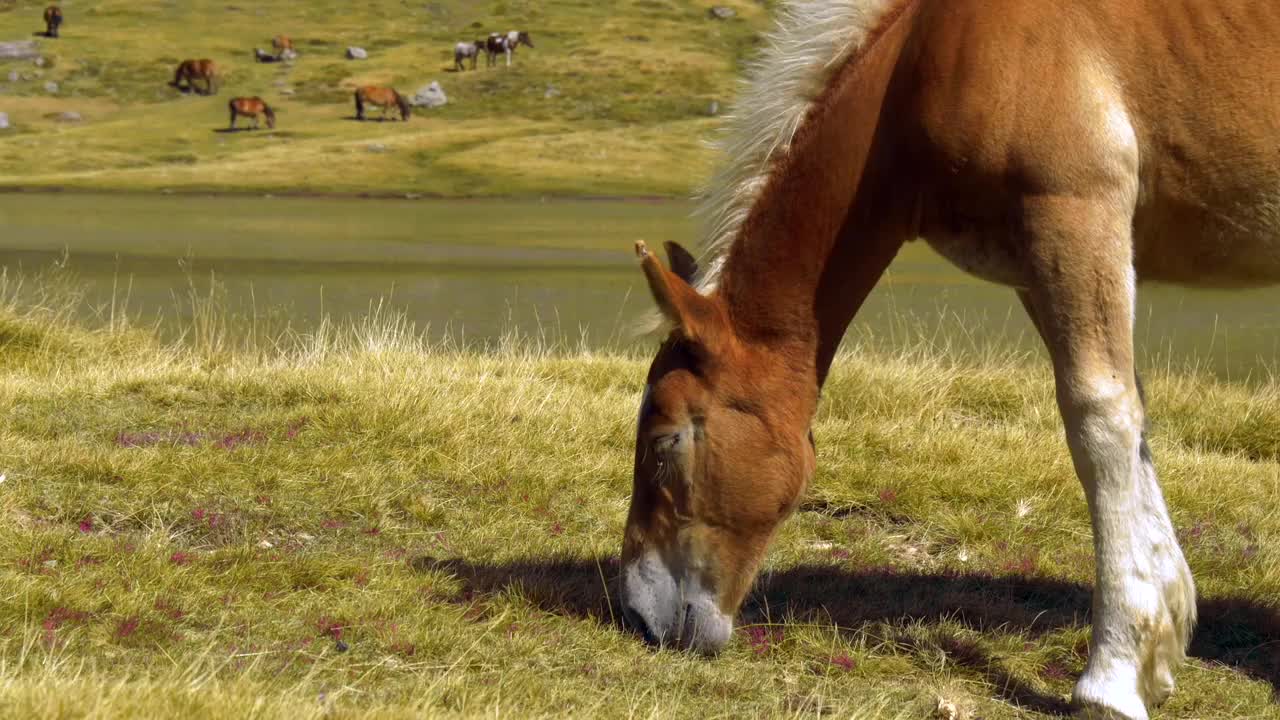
[1021,189,1195,719]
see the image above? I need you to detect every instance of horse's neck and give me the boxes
[716,1,918,386]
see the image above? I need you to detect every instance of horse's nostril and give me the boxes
[622,603,660,646]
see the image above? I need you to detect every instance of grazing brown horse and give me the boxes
[171,59,218,95]
[621,1,1280,718]
[271,34,293,56]
[353,86,410,122]
[43,5,62,38]
[228,96,275,130]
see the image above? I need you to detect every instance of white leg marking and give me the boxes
[1059,372,1195,719]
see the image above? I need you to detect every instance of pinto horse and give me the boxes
[454,39,484,71]
[228,96,275,130]
[621,1,1280,718]
[485,30,533,67]
[171,59,218,95]
[354,86,409,122]
[43,5,62,38]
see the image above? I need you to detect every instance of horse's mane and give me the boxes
[692,0,896,292]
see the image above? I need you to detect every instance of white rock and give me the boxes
[410,81,446,108]
[0,41,39,61]
[346,47,368,60]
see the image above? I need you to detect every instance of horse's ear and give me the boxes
[635,241,721,346]
[663,241,698,284]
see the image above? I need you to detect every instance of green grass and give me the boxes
[0,0,772,197]
[2,276,1280,718]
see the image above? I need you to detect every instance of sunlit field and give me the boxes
[2,276,1278,719]
[0,0,771,197]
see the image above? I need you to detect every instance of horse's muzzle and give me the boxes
[619,550,733,654]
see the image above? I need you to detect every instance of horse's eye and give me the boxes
[653,433,682,456]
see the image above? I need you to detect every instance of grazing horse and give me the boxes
[485,30,533,67]
[43,5,62,38]
[271,34,293,58]
[454,40,484,71]
[620,1,1280,718]
[171,59,218,95]
[353,86,410,122]
[228,96,275,130]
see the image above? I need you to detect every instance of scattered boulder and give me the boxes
[366,143,388,153]
[280,48,298,62]
[544,83,560,99]
[33,57,46,68]
[346,46,368,60]
[708,100,720,116]
[708,6,736,19]
[279,88,295,96]
[0,41,39,61]
[0,112,9,130]
[43,81,58,94]
[7,70,18,83]
[55,111,81,122]
[410,81,446,108]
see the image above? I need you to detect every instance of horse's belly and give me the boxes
[1132,198,1280,288]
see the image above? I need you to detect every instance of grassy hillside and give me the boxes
[0,0,771,196]
[2,280,1279,718]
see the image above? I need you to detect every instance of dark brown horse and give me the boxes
[228,96,275,130]
[620,1,1280,718]
[43,5,62,38]
[354,86,410,121]
[171,59,218,95]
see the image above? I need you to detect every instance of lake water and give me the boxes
[2,193,1278,378]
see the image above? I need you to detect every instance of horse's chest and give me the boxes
[919,196,1030,288]
[920,230,1028,288]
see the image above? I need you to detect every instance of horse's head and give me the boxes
[517,31,534,48]
[262,103,276,129]
[620,241,816,653]
[396,92,412,121]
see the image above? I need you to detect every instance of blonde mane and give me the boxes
[694,0,897,292]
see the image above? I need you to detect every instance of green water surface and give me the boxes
[1,193,1277,378]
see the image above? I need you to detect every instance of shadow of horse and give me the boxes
[413,556,1280,714]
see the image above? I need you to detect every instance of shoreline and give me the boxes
[0,184,693,205]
